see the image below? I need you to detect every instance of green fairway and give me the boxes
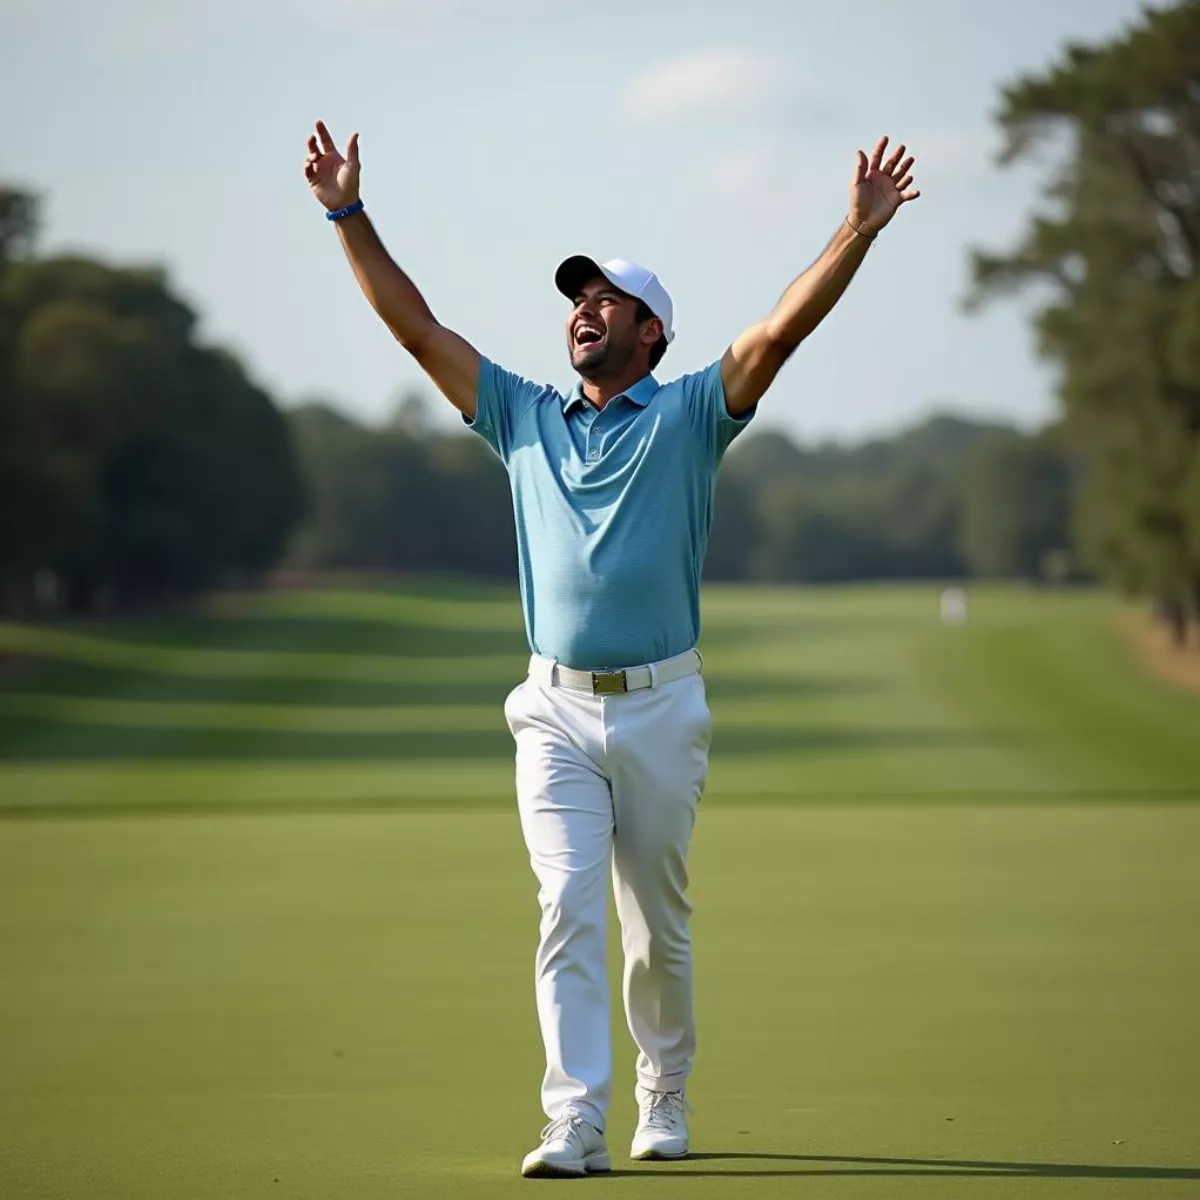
[2,808,1198,1198]
[2,583,1199,812]
[1,583,1198,1196]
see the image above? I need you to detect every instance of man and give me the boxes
[303,119,919,1178]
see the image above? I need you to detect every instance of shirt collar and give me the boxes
[564,373,659,413]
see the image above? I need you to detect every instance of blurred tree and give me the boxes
[0,189,45,602]
[424,433,516,577]
[0,209,303,610]
[287,394,1080,587]
[958,432,1073,578]
[387,386,434,437]
[705,469,759,580]
[968,0,1200,641]
[753,481,886,582]
[0,188,38,268]
[288,403,517,578]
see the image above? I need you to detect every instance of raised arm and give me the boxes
[721,136,920,417]
[304,121,481,418]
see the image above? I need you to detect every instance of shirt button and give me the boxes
[588,450,600,462]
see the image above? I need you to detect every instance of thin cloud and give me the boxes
[706,146,777,198]
[621,47,793,125]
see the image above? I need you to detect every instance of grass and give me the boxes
[1,581,1198,1197]
[2,583,1199,812]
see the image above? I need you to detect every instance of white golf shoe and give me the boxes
[521,1113,611,1178]
[630,1086,689,1160]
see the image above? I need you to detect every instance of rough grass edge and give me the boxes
[1118,611,1200,694]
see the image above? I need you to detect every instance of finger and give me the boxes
[896,174,914,192]
[315,120,337,153]
[869,135,888,172]
[893,155,915,180]
[307,134,320,156]
[346,131,360,167]
[853,149,868,185]
[304,160,318,181]
[900,189,921,203]
[883,142,906,174]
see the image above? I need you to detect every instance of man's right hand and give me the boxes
[305,120,360,211]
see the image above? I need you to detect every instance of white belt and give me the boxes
[528,648,702,695]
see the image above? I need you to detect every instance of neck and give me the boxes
[579,362,650,409]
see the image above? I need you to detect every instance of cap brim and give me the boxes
[554,255,614,301]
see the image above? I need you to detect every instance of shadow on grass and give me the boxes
[607,1150,1200,1180]
[0,661,884,707]
[44,615,530,658]
[0,661,521,707]
[17,606,917,662]
[703,675,885,701]
[5,786,1200,821]
[0,721,1022,762]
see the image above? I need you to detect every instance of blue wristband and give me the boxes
[326,199,365,222]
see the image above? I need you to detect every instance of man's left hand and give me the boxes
[849,136,920,236]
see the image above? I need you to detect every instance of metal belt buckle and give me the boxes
[591,670,627,695]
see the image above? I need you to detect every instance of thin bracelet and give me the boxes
[326,199,365,222]
[846,216,876,240]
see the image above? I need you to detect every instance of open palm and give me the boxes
[304,120,361,211]
[850,136,919,235]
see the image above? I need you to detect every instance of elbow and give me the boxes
[395,318,438,357]
[760,318,803,362]
[762,316,789,347]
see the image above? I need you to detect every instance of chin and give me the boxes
[571,345,608,373]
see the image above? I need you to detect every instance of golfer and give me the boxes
[304,119,918,1178]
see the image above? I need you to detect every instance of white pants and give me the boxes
[504,654,712,1133]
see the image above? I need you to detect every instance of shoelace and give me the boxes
[540,1113,587,1145]
[641,1090,687,1132]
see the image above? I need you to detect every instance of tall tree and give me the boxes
[968,0,1200,642]
[0,188,38,269]
[0,212,304,609]
[0,189,47,596]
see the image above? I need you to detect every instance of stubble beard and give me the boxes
[572,334,637,381]
[572,342,609,378]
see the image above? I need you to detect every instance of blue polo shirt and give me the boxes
[467,357,753,670]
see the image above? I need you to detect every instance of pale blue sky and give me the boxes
[3,0,1147,440]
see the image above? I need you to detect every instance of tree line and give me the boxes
[287,394,1075,588]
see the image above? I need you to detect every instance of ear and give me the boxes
[640,315,664,345]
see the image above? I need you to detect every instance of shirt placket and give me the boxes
[585,405,601,463]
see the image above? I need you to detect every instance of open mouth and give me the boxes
[573,323,604,348]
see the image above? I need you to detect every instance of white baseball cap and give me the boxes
[554,255,675,344]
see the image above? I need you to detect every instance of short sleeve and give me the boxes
[463,357,546,462]
[680,359,756,465]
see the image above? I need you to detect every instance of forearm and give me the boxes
[764,220,872,350]
[334,211,437,350]
[721,136,918,415]
[721,220,874,415]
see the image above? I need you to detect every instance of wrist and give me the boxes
[845,214,877,240]
[326,197,364,222]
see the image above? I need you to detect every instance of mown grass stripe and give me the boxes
[0,623,525,682]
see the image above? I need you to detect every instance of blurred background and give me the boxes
[1,2,1198,1198]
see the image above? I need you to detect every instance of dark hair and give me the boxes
[635,300,669,370]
